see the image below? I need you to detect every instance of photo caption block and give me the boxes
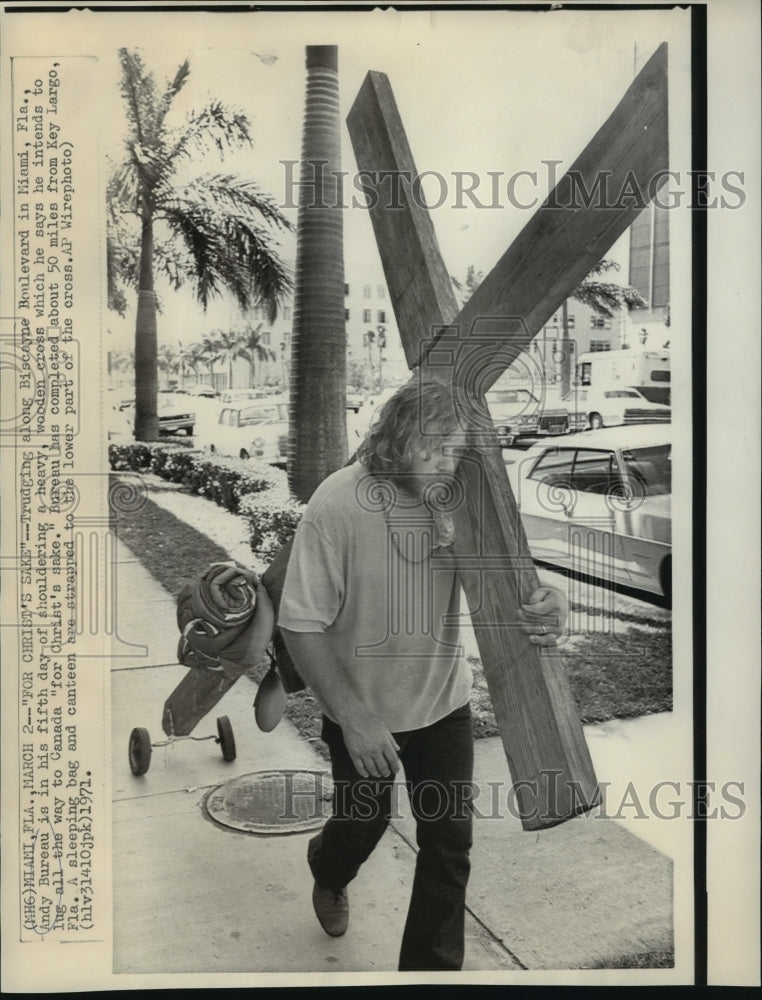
[7,54,105,944]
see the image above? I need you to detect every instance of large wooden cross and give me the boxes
[347,44,668,830]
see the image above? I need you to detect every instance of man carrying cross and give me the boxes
[279,377,567,971]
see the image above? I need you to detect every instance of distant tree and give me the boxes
[157,343,178,387]
[569,260,646,316]
[453,259,645,395]
[243,322,277,387]
[107,47,293,439]
[451,264,484,305]
[210,329,252,390]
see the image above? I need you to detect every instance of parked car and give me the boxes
[218,388,268,404]
[504,425,671,601]
[486,387,571,445]
[112,394,196,436]
[206,398,289,463]
[346,388,365,413]
[572,386,671,429]
[186,384,220,399]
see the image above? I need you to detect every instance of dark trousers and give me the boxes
[307,703,474,971]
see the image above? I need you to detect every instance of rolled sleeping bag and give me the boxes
[176,563,267,668]
[175,562,285,731]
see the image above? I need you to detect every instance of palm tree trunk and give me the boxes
[134,217,160,440]
[288,45,347,502]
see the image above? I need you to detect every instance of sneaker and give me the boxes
[312,881,349,937]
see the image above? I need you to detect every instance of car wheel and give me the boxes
[239,449,250,460]
[589,412,603,430]
[660,556,672,609]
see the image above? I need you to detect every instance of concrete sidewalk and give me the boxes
[111,543,680,976]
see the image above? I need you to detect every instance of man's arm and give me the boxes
[280,628,401,779]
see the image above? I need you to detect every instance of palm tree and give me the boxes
[110,348,135,387]
[201,332,222,387]
[288,45,347,502]
[157,343,177,388]
[569,259,646,316]
[560,259,647,394]
[183,341,207,386]
[213,328,251,390]
[244,322,276,387]
[107,48,293,440]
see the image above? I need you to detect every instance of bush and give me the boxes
[240,491,305,561]
[108,443,281,514]
[108,442,303,559]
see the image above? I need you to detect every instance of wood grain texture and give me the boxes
[346,44,668,828]
[424,43,669,388]
[162,670,238,738]
[347,70,460,367]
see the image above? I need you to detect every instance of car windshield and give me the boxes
[604,390,642,398]
[621,445,671,495]
[238,403,288,427]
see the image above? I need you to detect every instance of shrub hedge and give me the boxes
[108,442,305,557]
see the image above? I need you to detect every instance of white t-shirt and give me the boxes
[278,463,472,731]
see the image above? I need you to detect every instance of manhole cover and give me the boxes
[205,769,334,835]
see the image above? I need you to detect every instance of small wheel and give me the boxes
[217,715,237,762]
[239,448,250,460]
[128,727,152,776]
[589,412,603,430]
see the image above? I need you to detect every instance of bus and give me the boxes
[575,348,671,405]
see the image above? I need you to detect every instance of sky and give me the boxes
[3,4,692,352]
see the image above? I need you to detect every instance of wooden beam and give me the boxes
[347,44,668,829]
[346,70,460,367]
[429,42,669,388]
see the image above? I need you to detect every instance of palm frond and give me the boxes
[160,102,254,180]
[159,181,293,317]
[108,159,141,216]
[118,48,159,148]
[163,174,293,231]
[571,281,646,316]
[162,59,191,111]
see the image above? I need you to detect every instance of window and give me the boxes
[377,310,387,323]
[651,369,670,382]
[261,332,271,346]
[363,309,371,323]
[377,285,386,298]
[345,309,350,321]
[567,315,576,329]
[363,284,372,298]
[571,449,623,495]
[589,340,611,353]
[622,444,671,496]
[283,306,292,321]
[528,449,575,487]
[344,283,350,295]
